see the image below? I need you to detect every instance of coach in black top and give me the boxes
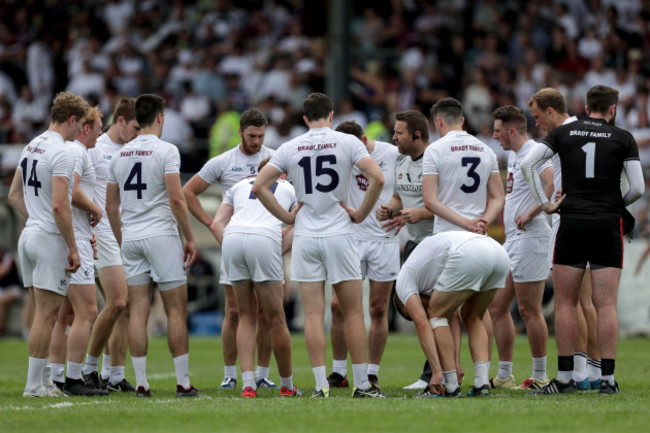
[521,85,645,395]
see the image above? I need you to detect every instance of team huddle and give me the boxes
[9,85,643,399]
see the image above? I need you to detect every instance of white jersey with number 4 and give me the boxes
[423,130,499,234]
[269,126,370,237]
[349,141,399,241]
[70,140,96,241]
[108,134,180,241]
[198,145,275,194]
[89,133,123,235]
[18,130,74,234]
[223,177,296,243]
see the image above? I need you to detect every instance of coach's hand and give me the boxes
[381,215,406,234]
[376,204,392,221]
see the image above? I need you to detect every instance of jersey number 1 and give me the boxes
[582,142,595,178]
[124,162,147,199]
[298,155,339,194]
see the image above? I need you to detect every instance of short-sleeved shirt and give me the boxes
[394,153,431,243]
[542,117,640,219]
[18,130,74,234]
[198,145,276,194]
[423,130,500,234]
[89,133,123,235]
[108,134,180,241]
[504,139,552,239]
[349,141,399,242]
[269,126,369,237]
[70,140,96,241]
[223,176,296,243]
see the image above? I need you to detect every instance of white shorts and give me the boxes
[505,236,551,283]
[121,235,186,291]
[223,233,283,283]
[291,234,361,284]
[18,228,70,296]
[70,239,95,285]
[434,238,510,293]
[95,232,122,270]
[356,239,399,282]
[219,255,231,286]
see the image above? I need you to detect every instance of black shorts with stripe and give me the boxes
[553,216,624,269]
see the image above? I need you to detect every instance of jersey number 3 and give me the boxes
[460,157,481,193]
[124,162,147,199]
[298,155,339,194]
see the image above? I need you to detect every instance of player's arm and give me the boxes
[423,173,488,233]
[165,172,197,269]
[209,202,233,245]
[521,142,562,213]
[8,168,28,218]
[252,164,294,225]
[105,182,123,246]
[516,166,554,230]
[71,172,103,227]
[343,156,384,223]
[622,159,644,206]
[182,174,212,227]
[52,175,80,272]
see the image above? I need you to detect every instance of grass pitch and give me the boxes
[1,334,648,433]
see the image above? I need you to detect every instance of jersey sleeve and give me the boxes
[51,147,73,179]
[268,145,287,173]
[71,146,86,175]
[349,136,370,165]
[541,128,559,154]
[108,157,117,184]
[487,147,499,173]
[222,184,235,206]
[622,131,641,162]
[422,146,439,175]
[198,157,222,184]
[163,145,181,174]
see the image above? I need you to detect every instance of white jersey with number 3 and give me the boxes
[423,130,499,234]
[269,126,370,237]
[223,177,296,243]
[18,131,74,234]
[108,134,180,241]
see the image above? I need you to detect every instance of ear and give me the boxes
[584,105,590,115]
[302,115,310,127]
[328,111,334,123]
[238,127,243,137]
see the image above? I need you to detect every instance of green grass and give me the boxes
[1,334,649,432]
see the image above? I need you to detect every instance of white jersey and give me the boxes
[108,134,180,241]
[394,153,431,243]
[17,130,74,234]
[223,176,296,243]
[269,126,369,237]
[423,130,499,234]
[198,145,276,193]
[504,139,552,239]
[89,133,123,235]
[70,140,96,241]
[350,141,399,242]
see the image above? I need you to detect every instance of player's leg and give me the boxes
[367,279,393,386]
[254,301,275,388]
[487,273,517,388]
[578,270,601,389]
[220,283,239,388]
[107,305,130,388]
[21,287,35,340]
[300,281,328,393]
[127,282,153,393]
[231,280,257,395]
[49,298,73,388]
[328,289,349,386]
[514,279,549,387]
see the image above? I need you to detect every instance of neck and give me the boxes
[511,135,529,152]
[366,140,376,154]
[589,112,609,121]
[106,126,124,144]
[439,124,462,138]
[48,122,69,140]
[139,126,161,137]
[308,119,331,129]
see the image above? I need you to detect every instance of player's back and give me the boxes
[545,118,639,218]
[269,127,369,236]
[109,134,180,241]
[424,130,499,234]
[19,130,73,234]
[89,134,123,234]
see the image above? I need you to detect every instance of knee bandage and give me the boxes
[429,317,449,329]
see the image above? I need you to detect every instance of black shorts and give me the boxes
[553,216,624,269]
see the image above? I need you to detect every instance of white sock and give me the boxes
[109,366,125,385]
[352,363,370,390]
[573,352,588,382]
[312,365,329,391]
[367,364,380,377]
[497,361,513,380]
[587,358,601,382]
[255,366,269,381]
[224,365,237,379]
[26,357,47,391]
[51,362,65,383]
[44,360,54,387]
[443,370,458,392]
[101,354,111,380]
[280,375,294,390]
[474,361,489,388]
[173,353,190,389]
[131,355,149,390]
[82,354,99,375]
[558,369,573,383]
[242,371,256,390]
[602,373,615,385]
[66,361,83,380]
[332,359,347,377]
[532,356,548,381]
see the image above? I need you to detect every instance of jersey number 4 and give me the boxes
[20,158,42,196]
[124,162,147,199]
[298,155,339,194]
[460,157,481,193]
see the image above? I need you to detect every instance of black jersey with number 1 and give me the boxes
[542,117,639,219]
